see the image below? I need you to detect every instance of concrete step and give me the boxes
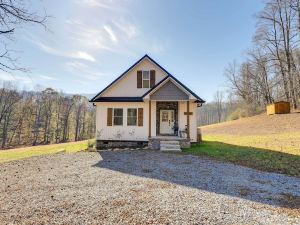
[160,140,181,152]
[160,144,181,149]
[160,148,182,152]
[160,141,180,145]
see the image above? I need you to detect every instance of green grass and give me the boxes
[183,137,300,177]
[0,139,95,163]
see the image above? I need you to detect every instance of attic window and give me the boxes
[142,71,150,88]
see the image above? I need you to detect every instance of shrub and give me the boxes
[88,139,96,149]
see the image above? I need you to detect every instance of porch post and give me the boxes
[148,100,151,138]
[186,100,190,139]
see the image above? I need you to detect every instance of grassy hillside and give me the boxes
[0,140,94,163]
[184,113,300,177]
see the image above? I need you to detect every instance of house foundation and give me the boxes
[96,140,148,150]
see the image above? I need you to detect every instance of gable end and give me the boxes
[150,80,189,100]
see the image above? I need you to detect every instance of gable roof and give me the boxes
[90,54,205,103]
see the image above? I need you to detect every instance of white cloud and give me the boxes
[0,72,32,84]
[36,41,96,62]
[80,0,112,9]
[75,52,96,62]
[66,20,115,51]
[103,25,118,43]
[39,75,58,81]
[112,20,139,39]
[76,0,127,12]
[65,19,140,57]
[65,61,107,81]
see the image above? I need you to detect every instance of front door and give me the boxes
[160,110,175,135]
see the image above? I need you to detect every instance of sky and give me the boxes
[0,0,265,101]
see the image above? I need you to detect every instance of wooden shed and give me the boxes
[267,101,290,115]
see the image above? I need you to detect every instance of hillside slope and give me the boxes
[200,112,300,156]
[201,112,300,136]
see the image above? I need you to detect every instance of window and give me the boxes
[142,71,150,88]
[113,108,123,126]
[127,108,137,126]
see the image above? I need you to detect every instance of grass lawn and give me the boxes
[183,135,300,177]
[0,140,94,163]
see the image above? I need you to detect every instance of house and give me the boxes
[90,55,205,151]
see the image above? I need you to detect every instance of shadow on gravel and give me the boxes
[93,150,300,210]
[185,141,300,178]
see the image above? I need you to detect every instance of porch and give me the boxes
[145,79,199,143]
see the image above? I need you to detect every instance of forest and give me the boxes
[200,0,300,125]
[0,83,95,149]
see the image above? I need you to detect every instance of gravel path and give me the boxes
[0,150,299,225]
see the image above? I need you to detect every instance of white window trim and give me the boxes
[113,108,123,126]
[127,108,138,126]
[142,70,150,89]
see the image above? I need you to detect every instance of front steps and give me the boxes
[160,140,182,152]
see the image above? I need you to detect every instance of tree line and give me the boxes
[198,91,242,126]
[0,83,95,149]
[225,0,300,113]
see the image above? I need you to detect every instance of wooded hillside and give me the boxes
[0,83,95,149]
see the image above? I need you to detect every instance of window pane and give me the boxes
[127,117,137,126]
[162,111,168,122]
[127,108,137,117]
[113,108,123,125]
[143,71,149,79]
[143,80,150,88]
[114,116,123,126]
[114,108,123,117]
[127,108,137,126]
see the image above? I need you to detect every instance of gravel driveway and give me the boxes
[0,150,299,225]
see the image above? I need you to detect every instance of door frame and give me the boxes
[156,102,178,136]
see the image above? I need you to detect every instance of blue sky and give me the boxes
[0,0,264,101]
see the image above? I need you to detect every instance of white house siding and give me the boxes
[101,58,168,97]
[96,102,149,141]
[96,100,197,142]
[178,101,197,142]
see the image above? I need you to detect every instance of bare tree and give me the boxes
[255,0,299,108]
[0,0,47,72]
[214,91,224,123]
